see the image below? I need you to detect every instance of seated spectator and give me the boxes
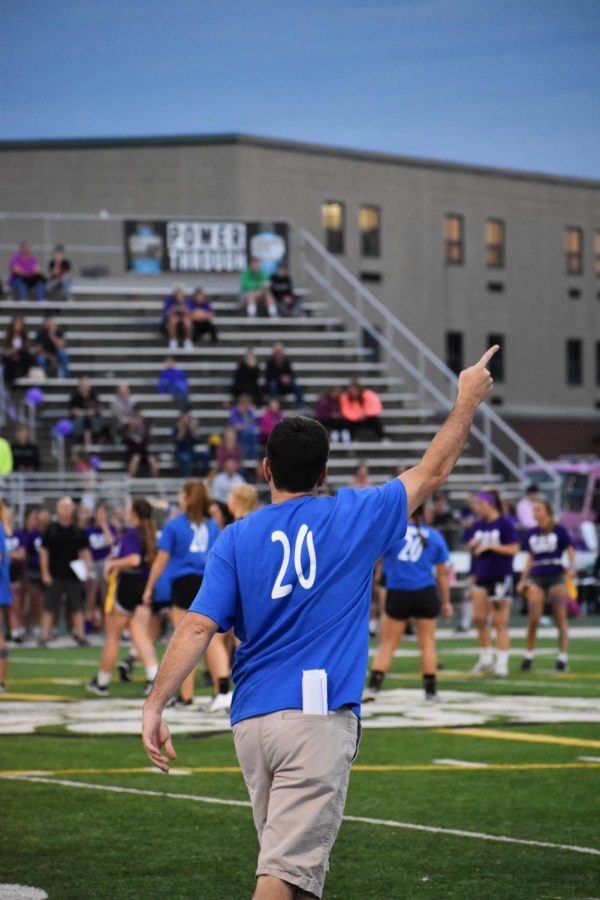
[430,490,459,549]
[161,284,193,350]
[340,380,385,441]
[69,376,104,446]
[240,257,277,318]
[189,287,218,344]
[10,425,40,472]
[314,386,349,442]
[173,412,208,477]
[270,264,302,317]
[232,349,262,407]
[109,383,134,442]
[2,316,35,385]
[123,404,158,477]
[211,457,246,503]
[8,242,47,302]
[228,394,258,462]
[157,356,189,409]
[516,484,540,529]
[216,426,243,469]
[265,342,304,408]
[351,463,371,488]
[259,398,284,446]
[47,245,73,300]
[35,314,70,378]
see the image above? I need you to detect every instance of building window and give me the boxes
[486,333,505,382]
[565,227,583,275]
[445,331,464,374]
[322,201,345,254]
[566,339,583,386]
[444,214,464,264]
[595,231,600,277]
[359,205,381,257]
[485,219,505,268]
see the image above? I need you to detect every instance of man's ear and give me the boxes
[317,465,328,488]
[262,457,272,484]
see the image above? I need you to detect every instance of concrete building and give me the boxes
[1,133,599,455]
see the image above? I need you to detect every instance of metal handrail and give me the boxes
[299,228,561,499]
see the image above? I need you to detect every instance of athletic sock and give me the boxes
[146,665,158,681]
[97,670,111,688]
[460,599,472,630]
[496,650,509,667]
[480,647,494,666]
[247,303,257,317]
[557,652,568,664]
[368,669,385,690]
[423,673,437,697]
[524,650,534,661]
[218,676,230,695]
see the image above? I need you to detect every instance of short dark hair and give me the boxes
[267,417,329,492]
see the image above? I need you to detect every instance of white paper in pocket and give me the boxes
[302,669,328,715]
[70,559,88,582]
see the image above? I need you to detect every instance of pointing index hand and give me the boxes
[477,345,500,369]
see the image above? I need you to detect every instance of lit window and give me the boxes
[485,219,505,268]
[322,202,345,254]
[565,227,583,275]
[359,206,381,257]
[445,214,464,265]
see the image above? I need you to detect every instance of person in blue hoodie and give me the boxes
[157,356,189,409]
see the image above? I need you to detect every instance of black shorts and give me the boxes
[115,573,145,614]
[474,575,514,601]
[385,586,440,620]
[152,600,172,616]
[44,578,85,614]
[171,573,203,610]
[529,574,566,591]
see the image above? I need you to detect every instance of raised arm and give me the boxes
[400,346,498,515]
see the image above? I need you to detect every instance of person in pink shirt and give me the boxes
[340,380,385,441]
[9,243,47,301]
[259,398,284,446]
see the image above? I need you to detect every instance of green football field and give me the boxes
[2,627,600,900]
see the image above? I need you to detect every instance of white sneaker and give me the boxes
[268,305,278,317]
[494,662,509,678]
[341,429,352,444]
[424,693,441,704]
[169,339,178,350]
[183,339,193,351]
[207,691,232,713]
[471,659,494,674]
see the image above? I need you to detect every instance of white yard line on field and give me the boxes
[2,774,599,857]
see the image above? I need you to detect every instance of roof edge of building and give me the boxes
[0,132,598,190]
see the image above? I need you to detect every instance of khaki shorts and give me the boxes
[233,708,360,898]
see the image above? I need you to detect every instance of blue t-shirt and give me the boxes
[190,479,408,725]
[157,514,219,581]
[0,524,12,607]
[382,524,449,591]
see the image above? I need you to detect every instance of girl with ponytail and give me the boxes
[142,480,220,707]
[87,497,159,697]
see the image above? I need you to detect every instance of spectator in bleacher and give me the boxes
[240,256,277,318]
[351,463,371,488]
[35,314,70,378]
[211,457,246,504]
[216,426,243,470]
[123,404,159,478]
[340,380,385,441]
[10,426,40,472]
[161,284,193,350]
[2,316,35,386]
[516,484,540,530]
[231,349,263,407]
[314,386,349,442]
[157,356,189,409]
[270,263,302,317]
[228,394,258,462]
[69,376,105,447]
[109,383,135,442]
[8,242,47,302]
[190,287,218,344]
[259,397,284,446]
[47,245,73,301]
[173,412,208,477]
[265,342,304,408]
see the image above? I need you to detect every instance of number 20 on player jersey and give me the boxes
[271,525,317,599]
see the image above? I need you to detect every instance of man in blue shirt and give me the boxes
[143,347,498,899]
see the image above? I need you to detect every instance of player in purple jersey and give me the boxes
[516,498,575,672]
[0,501,13,691]
[85,502,118,631]
[468,491,519,677]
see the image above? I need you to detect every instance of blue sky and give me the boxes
[1,0,599,177]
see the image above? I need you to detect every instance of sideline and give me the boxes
[1,774,598,857]
[436,728,600,749]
